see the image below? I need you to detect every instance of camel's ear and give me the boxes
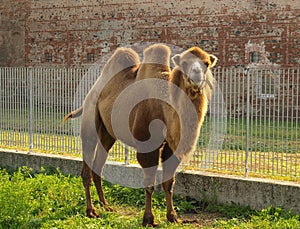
[209,55,218,68]
[171,54,181,66]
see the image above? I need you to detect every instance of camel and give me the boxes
[63,44,217,226]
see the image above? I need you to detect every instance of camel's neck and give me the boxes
[163,68,213,161]
[164,78,208,162]
[169,69,208,118]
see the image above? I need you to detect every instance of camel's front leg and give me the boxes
[143,185,156,227]
[161,144,180,223]
[137,151,159,227]
[162,177,178,223]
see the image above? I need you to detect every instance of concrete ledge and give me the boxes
[1,150,299,213]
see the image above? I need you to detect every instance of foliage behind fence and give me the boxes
[0,67,299,179]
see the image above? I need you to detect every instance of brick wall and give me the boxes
[0,0,29,66]
[0,0,299,67]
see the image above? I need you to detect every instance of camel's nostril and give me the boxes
[193,68,200,73]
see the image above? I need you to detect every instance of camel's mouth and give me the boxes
[187,73,207,89]
[185,72,213,93]
[189,73,205,85]
[185,60,210,88]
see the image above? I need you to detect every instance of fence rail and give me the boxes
[0,66,299,179]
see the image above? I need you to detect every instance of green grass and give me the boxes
[0,166,300,229]
[1,106,299,153]
[199,116,300,153]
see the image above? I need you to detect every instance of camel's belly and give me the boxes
[99,97,166,150]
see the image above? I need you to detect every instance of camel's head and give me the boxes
[172,47,218,88]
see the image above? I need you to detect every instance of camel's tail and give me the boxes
[61,107,83,125]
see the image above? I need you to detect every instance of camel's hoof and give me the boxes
[104,205,114,212]
[167,212,179,223]
[86,208,99,218]
[142,214,157,227]
[142,222,158,227]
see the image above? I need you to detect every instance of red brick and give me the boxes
[0,0,299,67]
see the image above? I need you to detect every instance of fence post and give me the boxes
[124,144,129,165]
[245,67,250,177]
[28,67,33,153]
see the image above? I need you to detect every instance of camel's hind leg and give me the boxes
[92,126,115,212]
[80,112,115,217]
[81,161,98,218]
[161,143,180,223]
[81,120,100,218]
[137,150,160,227]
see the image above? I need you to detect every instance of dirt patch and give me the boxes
[116,205,226,228]
[180,212,225,228]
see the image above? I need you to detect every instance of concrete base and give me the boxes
[0,150,299,214]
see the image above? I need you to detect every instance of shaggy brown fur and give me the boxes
[63,44,217,227]
[167,47,217,162]
[63,47,140,219]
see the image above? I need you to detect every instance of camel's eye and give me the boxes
[204,62,209,68]
[181,61,188,72]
